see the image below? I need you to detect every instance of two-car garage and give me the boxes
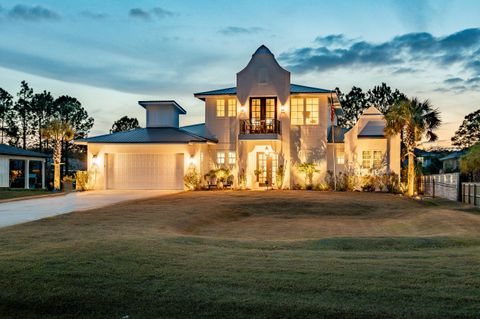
[105,153,184,190]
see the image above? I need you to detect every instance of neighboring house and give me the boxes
[77,45,400,190]
[414,148,444,174]
[0,144,48,189]
[439,150,466,173]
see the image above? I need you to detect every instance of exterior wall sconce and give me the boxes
[92,154,100,166]
[240,106,247,114]
[189,156,196,165]
[280,105,287,113]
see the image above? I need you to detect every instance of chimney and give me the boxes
[138,100,186,128]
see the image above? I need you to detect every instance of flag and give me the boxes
[330,96,335,122]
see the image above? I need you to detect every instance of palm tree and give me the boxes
[42,120,75,190]
[384,98,441,196]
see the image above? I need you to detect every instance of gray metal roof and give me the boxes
[76,127,218,144]
[194,84,334,99]
[254,45,273,55]
[138,100,187,114]
[328,126,349,143]
[0,144,49,158]
[439,150,466,161]
[181,123,216,141]
[358,121,386,138]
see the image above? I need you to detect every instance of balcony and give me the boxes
[239,119,281,140]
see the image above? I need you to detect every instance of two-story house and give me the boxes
[77,45,400,190]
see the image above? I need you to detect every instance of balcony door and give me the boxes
[250,97,276,123]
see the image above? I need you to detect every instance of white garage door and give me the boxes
[106,153,184,190]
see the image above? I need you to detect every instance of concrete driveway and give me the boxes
[0,190,180,228]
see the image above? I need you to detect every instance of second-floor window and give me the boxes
[227,99,236,117]
[291,98,319,125]
[216,100,225,117]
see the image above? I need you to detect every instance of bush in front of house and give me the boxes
[184,168,201,190]
[75,171,89,191]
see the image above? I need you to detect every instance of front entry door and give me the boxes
[256,152,273,186]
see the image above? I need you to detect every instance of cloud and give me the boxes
[392,67,419,74]
[444,77,463,84]
[80,11,107,20]
[280,28,480,92]
[390,0,433,30]
[2,4,60,21]
[129,7,176,20]
[219,26,264,35]
[129,8,150,20]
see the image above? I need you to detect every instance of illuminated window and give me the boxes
[266,98,275,121]
[228,151,236,165]
[227,99,236,117]
[373,151,383,169]
[216,152,225,164]
[216,100,225,117]
[362,151,372,168]
[291,98,304,125]
[251,98,261,122]
[337,151,345,165]
[305,98,319,125]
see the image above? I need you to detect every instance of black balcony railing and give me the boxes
[239,119,281,135]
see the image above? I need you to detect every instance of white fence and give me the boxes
[462,183,480,207]
[421,173,460,201]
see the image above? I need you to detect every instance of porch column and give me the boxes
[41,160,45,189]
[24,159,30,189]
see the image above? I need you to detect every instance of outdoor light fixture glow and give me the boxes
[189,156,196,165]
[92,155,99,165]
[240,106,246,113]
[265,146,271,156]
[280,105,287,113]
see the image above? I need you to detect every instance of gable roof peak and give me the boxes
[363,106,382,115]
[253,45,273,56]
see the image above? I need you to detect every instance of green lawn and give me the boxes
[0,191,479,318]
[0,189,51,200]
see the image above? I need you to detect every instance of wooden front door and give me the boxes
[256,152,273,186]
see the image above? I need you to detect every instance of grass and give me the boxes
[0,191,479,318]
[0,189,51,200]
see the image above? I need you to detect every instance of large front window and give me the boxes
[290,97,319,125]
[362,151,372,169]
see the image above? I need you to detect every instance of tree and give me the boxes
[13,81,34,149]
[53,96,94,176]
[42,120,75,190]
[31,91,55,152]
[336,86,368,128]
[366,83,407,114]
[0,88,13,144]
[297,162,319,187]
[111,116,140,133]
[451,109,480,149]
[384,98,441,196]
[336,83,406,128]
[460,143,480,182]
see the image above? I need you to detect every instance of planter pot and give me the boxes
[62,181,73,192]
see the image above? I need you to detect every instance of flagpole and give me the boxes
[331,91,337,191]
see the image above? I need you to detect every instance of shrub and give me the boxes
[62,175,74,183]
[381,172,400,193]
[291,183,303,190]
[313,183,330,191]
[75,171,89,191]
[276,165,285,189]
[325,171,349,191]
[184,168,201,190]
[297,162,319,188]
[361,176,376,192]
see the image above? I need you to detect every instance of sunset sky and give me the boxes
[1,0,479,146]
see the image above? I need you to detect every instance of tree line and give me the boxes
[0,81,94,175]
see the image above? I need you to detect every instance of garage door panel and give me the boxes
[107,153,184,190]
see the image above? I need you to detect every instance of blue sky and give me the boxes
[0,0,479,146]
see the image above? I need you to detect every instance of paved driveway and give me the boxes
[0,190,179,228]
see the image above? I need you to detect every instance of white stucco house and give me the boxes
[77,45,400,190]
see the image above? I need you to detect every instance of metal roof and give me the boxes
[358,121,386,138]
[181,123,216,141]
[138,100,187,114]
[194,84,334,99]
[439,150,466,161]
[76,127,218,144]
[328,126,349,143]
[0,144,49,158]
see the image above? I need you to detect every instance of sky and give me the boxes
[0,0,479,147]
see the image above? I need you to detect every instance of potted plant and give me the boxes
[62,175,74,192]
[254,169,262,188]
